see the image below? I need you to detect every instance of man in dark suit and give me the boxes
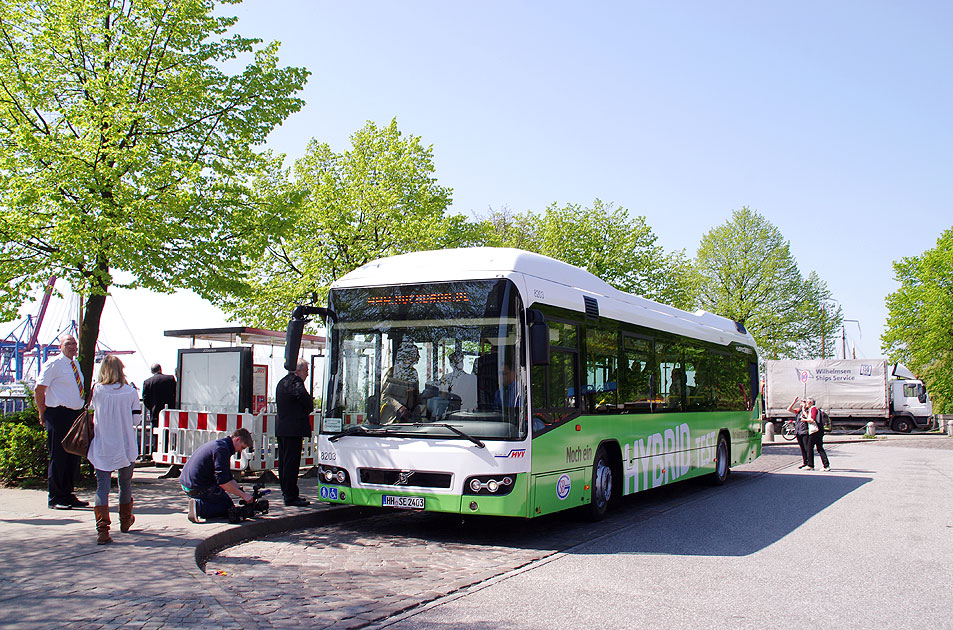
[143,363,177,476]
[275,358,314,506]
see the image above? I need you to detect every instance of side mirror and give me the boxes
[284,318,307,372]
[527,309,550,366]
[285,305,335,371]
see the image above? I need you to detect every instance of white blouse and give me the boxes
[88,383,142,471]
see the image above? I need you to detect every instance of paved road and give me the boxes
[206,456,792,629]
[207,438,953,630]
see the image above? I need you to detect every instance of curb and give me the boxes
[193,503,371,569]
[762,438,875,446]
[761,434,944,446]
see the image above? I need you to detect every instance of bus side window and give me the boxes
[711,352,746,410]
[656,342,685,411]
[685,345,712,411]
[585,327,618,413]
[620,335,652,413]
[531,364,547,409]
[531,321,580,433]
[553,351,577,408]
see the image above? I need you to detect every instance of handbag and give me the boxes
[62,405,94,457]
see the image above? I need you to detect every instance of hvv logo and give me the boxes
[494,449,526,459]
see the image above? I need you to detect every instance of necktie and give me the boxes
[70,360,84,396]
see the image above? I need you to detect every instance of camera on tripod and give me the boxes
[228,483,270,523]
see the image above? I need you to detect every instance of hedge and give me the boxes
[0,399,93,483]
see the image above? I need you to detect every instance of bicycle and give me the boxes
[780,419,797,441]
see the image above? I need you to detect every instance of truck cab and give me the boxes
[888,379,933,432]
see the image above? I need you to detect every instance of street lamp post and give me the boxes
[842,319,861,359]
[821,299,841,359]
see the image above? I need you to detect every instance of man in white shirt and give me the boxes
[34,334,89,509]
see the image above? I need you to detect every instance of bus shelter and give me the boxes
[149,326,325,476]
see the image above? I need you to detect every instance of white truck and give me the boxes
[764,359,934,433]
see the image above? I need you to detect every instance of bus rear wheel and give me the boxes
[710,434,729,486]
[585,446,613,521]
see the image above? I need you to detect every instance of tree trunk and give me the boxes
[78,293,107,395]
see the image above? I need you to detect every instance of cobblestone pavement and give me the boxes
[0,466,335,630]
[205,446,806,630]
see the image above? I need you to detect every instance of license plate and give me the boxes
[382,495,425,509]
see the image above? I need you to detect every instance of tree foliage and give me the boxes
[882,228,953,414]
[480,199,693,309]
[692,207,841,359]
[0,0,308,383]
[226,119,482,329]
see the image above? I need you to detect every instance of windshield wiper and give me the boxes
[386,422,486,448]
[328,424,384,442]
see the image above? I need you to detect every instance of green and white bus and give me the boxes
[286,248,762,520]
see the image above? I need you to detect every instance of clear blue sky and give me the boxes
[7,0,952,386]
[236,0,952,357]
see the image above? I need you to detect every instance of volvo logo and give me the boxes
[396,470,415,485]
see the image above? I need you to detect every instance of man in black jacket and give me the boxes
[144,364,178,476]
[276,358,314,506]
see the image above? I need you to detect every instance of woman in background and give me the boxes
[787,397,811,469]
[88,355,142,544]
[805,397,832,471]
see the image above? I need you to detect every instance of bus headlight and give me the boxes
[318,465,350,487]
[463,474,517,496]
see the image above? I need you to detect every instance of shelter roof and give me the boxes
[164,326,325,350]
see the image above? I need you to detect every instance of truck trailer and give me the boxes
[764,359,934,433]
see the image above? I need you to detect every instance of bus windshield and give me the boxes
[323,279,526,441]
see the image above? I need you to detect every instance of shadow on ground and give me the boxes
[248,450,870,559]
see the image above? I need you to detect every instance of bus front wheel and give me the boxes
[585,446,613,521]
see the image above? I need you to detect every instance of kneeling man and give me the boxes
[181,429,254,522]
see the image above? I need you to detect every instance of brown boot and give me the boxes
[119,500,135,533]
[94,505,112,544]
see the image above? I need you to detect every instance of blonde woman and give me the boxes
[88,355,142,544]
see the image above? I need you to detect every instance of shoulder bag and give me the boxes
[62,391,94,457]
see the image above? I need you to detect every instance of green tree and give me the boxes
[882,228,953,413]
[0,0,308,384]
[692,207,841,359]
[481,199,693,309]
[226,119,482,329]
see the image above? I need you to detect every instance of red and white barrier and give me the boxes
[154,409,320,472]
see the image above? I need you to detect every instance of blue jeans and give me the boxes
[95,465,133,507]
[182,484,234,518]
